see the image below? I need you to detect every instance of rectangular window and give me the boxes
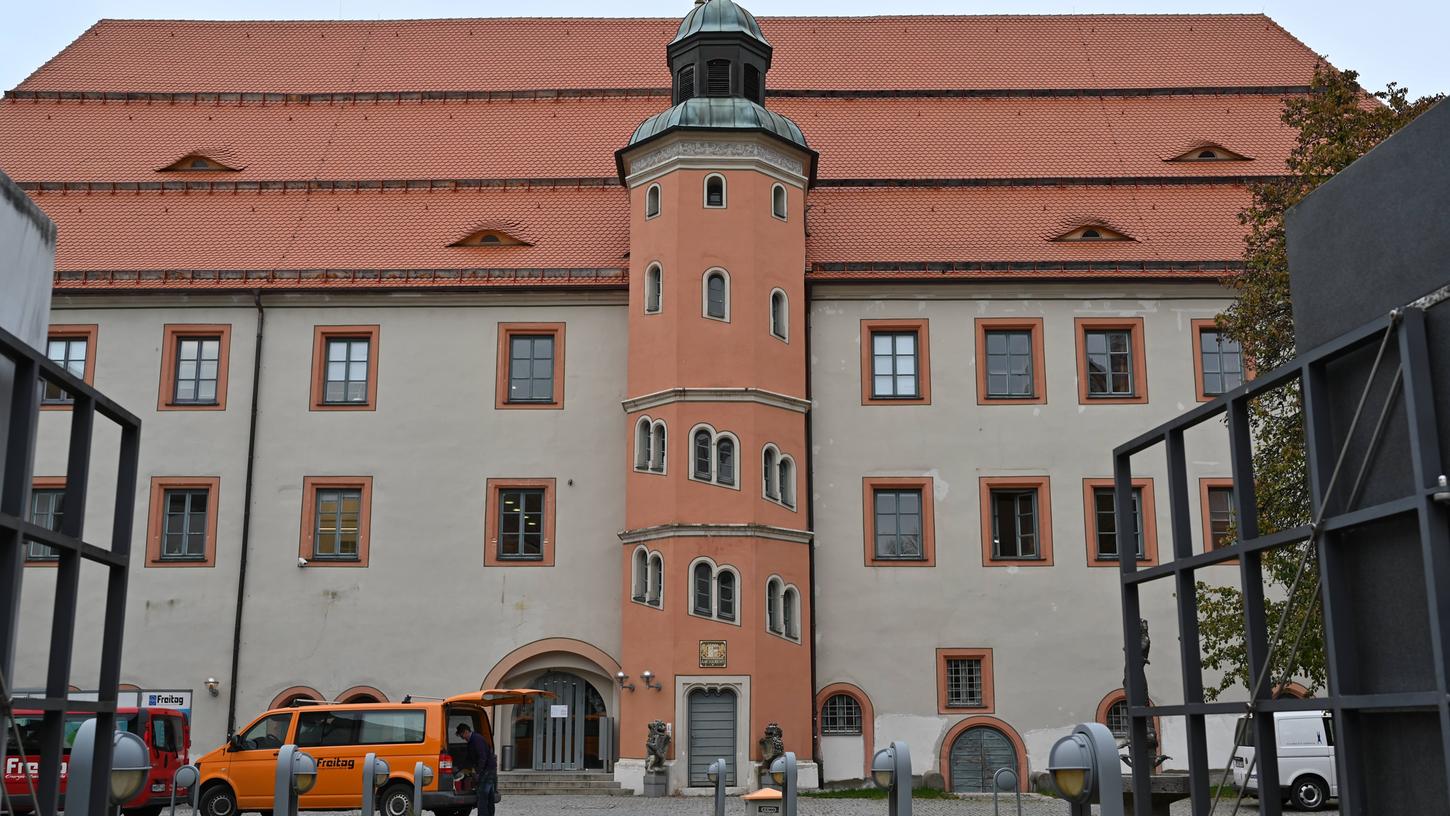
[310,326,379,411]
[1085,330,1135,397]
[1208,485,1236,550]
[990,489,1039,559]
[27,487,64,562]
[1093,486,1145,560]
[313,488,363,561]
[497,488,546,561]
[160,488,211,561]
[508,335,555,403]
[42,335,90,405]
[871,331,919,398]
[944,658,984,708]
[296,710,426,748]
[1198,327,1245,398]
[173,337,221,404]
[873,488,924,560]
[984,330,1035,398]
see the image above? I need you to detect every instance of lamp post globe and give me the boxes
[370,757,391,789]
[1047,732,1094,803]
[109,731,152,804]
[707,758,724,783]
[291,751,319,795]
[769,756,785,786]
[871,745,896,789]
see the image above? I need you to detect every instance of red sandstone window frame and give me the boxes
[1190,318,1253,402]
[157,323,233,411]
[1082,478,1159,567]
[299,476,373,568]
[861,476,936,567]
[484,478,557,567]
[309,325,380,411]
[1074,317,1148,405]
[979,475,1055,567]
[1199,477,1237,561]
[40,324,98,412]
[145,476,221,568]
[495,323,566,410]
[936,647,995,714]
[975,317,1046,405]
[1096,689,1162,741]
[860,319,932,405]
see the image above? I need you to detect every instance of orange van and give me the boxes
[193,690,546,816]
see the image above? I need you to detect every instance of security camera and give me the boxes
[297,557,309,567]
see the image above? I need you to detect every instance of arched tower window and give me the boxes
[635,418,652,470]
[766,578,784,634]
[706,59,731,96]
[693,429,714,480]
[647,553,664,607]
[763,446,780,500]
[704,174,727,209]
[645,184,661,219]
[770,289,788,340]
[703,269,729,319]
[676,65,695,103]
[650,421,667,472]
[744,64,762,102]
[771,184,787,220]
[783,586,799,640]
[693,562,714,615]
[716,570,736,621]
[778,456,795,509]
[632,547,649,601]
[645,264,663,314]
[716,436,736,486]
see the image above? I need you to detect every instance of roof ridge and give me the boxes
[88,13,1281,23]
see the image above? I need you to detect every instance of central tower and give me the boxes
[615,0,817,793]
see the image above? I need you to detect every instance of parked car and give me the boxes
[3,706,190,816]
[193,689,546,816]
[1232,711,1337,811]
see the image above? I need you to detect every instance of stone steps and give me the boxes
[497,771,631,796]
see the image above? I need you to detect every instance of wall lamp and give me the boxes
[640,670,662,691]
[615,672,636,692]
[205,677,220,697]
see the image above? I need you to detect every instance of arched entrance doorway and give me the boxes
[511,671,607,770]
[948,724,1018,793]
[687,688,738,786]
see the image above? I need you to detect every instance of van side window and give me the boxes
[151,716,174,751]
[237,713,293,750]
[296,710,426,747]
[1322,715,1335,746]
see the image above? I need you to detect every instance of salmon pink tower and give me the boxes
[615,0,818,791]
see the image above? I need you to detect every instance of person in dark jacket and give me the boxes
[456,723,497,816]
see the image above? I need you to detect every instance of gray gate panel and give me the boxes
[534,672,587,771]
[688,689,737,786]
[949,726,1017,793]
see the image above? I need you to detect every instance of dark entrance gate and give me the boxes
[948,726,1017,793]
[530,671,587,770]
[687,688,737,786]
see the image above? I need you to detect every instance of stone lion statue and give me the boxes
[644,720,670,773]
[758,722,784,768]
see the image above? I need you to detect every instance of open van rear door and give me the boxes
[445,689,553,708]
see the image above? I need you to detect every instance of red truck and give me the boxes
[3,707,189,816]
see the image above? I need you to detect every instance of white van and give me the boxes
[1232,711,1337,811]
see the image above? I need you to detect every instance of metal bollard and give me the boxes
[767,752,797,816]
[991,767,1021,816]
[360,753,390,816]
[707,758,728,816]
[413,761,435,816]
[273,745,317,816]
[170,764,200,816]
[871,741,912,816]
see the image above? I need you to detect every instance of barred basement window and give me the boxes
[945,657,984,708]
[706,59,731,96]
[1107,699,1131,738]
[821,694,862,735]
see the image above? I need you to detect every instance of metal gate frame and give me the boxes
[532,671,586,771]
[0,323,141,816]
[1112,306,1448,815]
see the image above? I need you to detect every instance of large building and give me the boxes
[1,2,1320,795]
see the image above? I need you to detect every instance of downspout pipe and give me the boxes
[226,291,264,734]
[803,280,820,767]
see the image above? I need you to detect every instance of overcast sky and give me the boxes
[2,0,1444,97]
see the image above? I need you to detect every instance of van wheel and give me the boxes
[378,784,415,816]
[199,785,238,816]
[1290,776,1329,811]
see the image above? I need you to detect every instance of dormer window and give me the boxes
[706,59,731,96]
[1054,225,1133,242]
[1168,144,1251,162]
[449,229,530,247]
[159,153,240,172]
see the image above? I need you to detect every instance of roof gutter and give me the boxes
[225,290,264,734]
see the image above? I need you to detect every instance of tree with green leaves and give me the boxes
[1196,64,1441,700]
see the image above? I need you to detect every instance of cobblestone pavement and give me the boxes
[291,796,1335,816]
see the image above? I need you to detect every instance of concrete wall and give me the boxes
[809,281,1242,782]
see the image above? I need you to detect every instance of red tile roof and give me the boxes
[18,16,1320,94]
[30,183,1247,280]
[0,94,1297,183]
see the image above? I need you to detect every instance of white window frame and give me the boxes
[650,420,667,473]
[771,183,787,221]
[645,183,662,219]
[703,173,728,209]
[688,424,740,490]
[689,423,718,484]
[702,268,731,322]
[647,551,664,607]
[687,556,741,626]
[782,585,800,641]
[766,576,784,634]
[762,444,781,501]
[715,566,740,622]
[777,454,796,510]
[635,416,654,471]
[769,288,789,342]
[645,263,663,315]
[632,546,649,602]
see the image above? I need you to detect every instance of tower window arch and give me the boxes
[689,425,740,489]
[650,421,667,472]
[635,417,653,471]
[766,577,783,634]
[677,65,695,103]
[706,59,731,96]
[687,557,741,625]
[693,428,714,480]
[770,289,788,340]
[716,435,736,486]
[704,174,727,209]
[778,456,796,509]
[645,184,661,219]
[632,547,649,601]
[693,561,714,615]
[763,445,780,500]
[716,568,737,622]
[647,552,664,607]
[782,586,799,640]
[645,263,663,314]
[771,184,787,220]
[702,268,730,320]
[744,64,762,102]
